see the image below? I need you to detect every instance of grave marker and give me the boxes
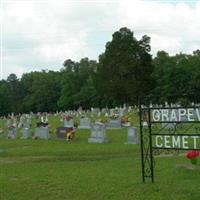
[88,122,109,143]
[125,127,138,144]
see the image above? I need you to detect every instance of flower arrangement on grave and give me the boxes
[186,150,199,165]
[121,116,129,124]
[110,113,119,120]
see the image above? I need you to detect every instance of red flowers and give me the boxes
[186,150,199,160]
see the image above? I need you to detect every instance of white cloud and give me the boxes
[1,0,200,79]
[118,0,200,55]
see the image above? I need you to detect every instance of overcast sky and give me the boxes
[1,0,200,80]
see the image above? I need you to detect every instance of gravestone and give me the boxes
[101,108,109,115]
[104,112,109,117]
[78,118,91,129]
[119,108,124,117]
[125,127,138,144]
[8,127,17,139]
[20,115,31,139]
[6,117,17,139]
[109,109,115,116]
[56,127,73,139]
[88,122,109,143]
[107,118,121,129]
[93,108,100,113]
[64,119,74,128]
[128,106,132,112]
[21,128,30,139]
[34,127,49,139]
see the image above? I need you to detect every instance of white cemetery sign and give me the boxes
[140,101,200,183]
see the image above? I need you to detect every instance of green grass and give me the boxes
[0,120,200,200]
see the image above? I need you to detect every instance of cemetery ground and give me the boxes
[0,121,200,199]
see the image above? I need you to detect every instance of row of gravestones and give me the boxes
[65,118,125,129]
[3,116,129,140]
[57,121,138,144]
[6,126,50,140]
[89,123,137,144]
[6,124,138,144]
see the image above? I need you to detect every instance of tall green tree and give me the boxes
[0,80,12,115]
[152,51,199,103]
[21,71,61,112]
[58,58,98,109]
[6,74,23,113]
[96,27,154,106]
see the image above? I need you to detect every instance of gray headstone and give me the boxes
[64,119,74,128]
[119,108,124,117]
[107,118,121,129]
[78,118,91,129]
[125,127,137,144]
[23,117,31,129]
[92,108,100,115]
[8,127,17,139]
[101,108,108,115]
[21,128,30,139]
[88,122,109,143]
[19,114,31,129]
[35,127,49,139]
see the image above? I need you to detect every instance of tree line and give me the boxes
[0,27,200,115]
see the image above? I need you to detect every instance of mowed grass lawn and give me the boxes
[0,129,200,200]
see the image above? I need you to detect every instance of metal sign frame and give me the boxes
[139,96,200,183]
